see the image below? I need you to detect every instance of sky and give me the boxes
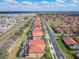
[0,0,79,11]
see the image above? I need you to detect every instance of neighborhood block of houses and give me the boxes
[18,17,45,58]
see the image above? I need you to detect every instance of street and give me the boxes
[43,17,65,59]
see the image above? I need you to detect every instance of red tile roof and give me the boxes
[34,17,41,27]
[64,37,78,45]
[35,27,42,30]
[55,27,63,33]
[34,22,41,27]
[32,27,44,37]
[34,17,41,23]
[28,40,45,53]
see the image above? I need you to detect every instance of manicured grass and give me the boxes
[57,37,75,59]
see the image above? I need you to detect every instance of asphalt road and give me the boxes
[44,18,65,59]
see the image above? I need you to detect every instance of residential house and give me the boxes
[28,40,45,58]
[64,37,79,49]
[34,17,42,27]
[32,27,44,40]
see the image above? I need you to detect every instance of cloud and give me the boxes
[0,0,79,11]
[21,1,32,4]
[5,0,15,2]
[56,0,64,3]
[41,1,50,4]
[2,0,78,6]
[72,0,79,6]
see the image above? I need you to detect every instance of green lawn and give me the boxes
[57,37,75,59]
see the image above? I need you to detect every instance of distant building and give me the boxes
[28,40,45,58]
[55,27,63,33]
[33,17,42,27]
[64,37,79,49]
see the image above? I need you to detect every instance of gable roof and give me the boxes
[64,37,78,45]
[34,17,42,27]
[28,40,45,53]
[32,27,44,37]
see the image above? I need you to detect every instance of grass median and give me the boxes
[56,37,74,59]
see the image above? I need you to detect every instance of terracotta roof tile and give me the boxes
[64,37,78,45]
[28,40,45,53]
[32,27,44,37]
